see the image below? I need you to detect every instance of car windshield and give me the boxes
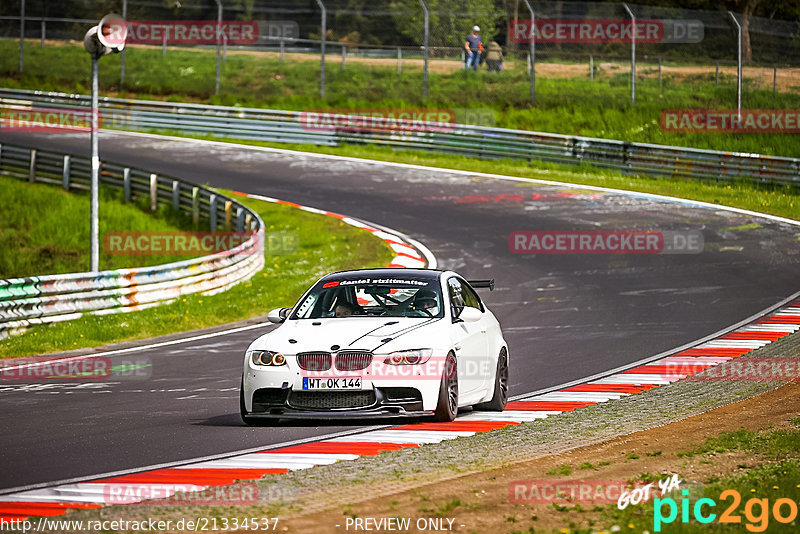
[292,276,443,319]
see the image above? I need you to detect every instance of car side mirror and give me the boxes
[267,307,289,324]
[457,307,483,323]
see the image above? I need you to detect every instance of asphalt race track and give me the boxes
[1,130,798,491]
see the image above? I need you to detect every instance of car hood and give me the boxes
[251,316,444,354]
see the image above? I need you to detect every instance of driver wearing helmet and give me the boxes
[412,289,439,314]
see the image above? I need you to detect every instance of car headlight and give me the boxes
[249,350,287,366]
[383,349,433,365]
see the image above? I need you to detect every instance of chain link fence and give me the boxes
[1,1,799,146]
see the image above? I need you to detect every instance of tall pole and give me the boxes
[315,0,326,98]
[90,55,100,273]
[215,0,222,95]
[522,0,535,102]
[623,3,635,106]
[120,0,127,84]
[418,0,429,98]
[19,0,25,73]
[728,11,742,120]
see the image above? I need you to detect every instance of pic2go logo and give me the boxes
[653,489,799,532]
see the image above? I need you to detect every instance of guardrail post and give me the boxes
[314,0,326,98]
[40,19,45,48]
[162,33,167,56]
[149,173,158,211]
[522,0,535,102]
[172,180,180,211]
[341,44,346,70]
[19,0,25,73]
[418,0,429,98]
[590,55,594,80]
[214,0,223,95]
[209,194,218,231]
[121,0,127,83]
[236,207,245,232]
[28,149,36,183]
[658,57,662,87]
[123,168,131,201]
[62,155,71,190]
[623,3,636,106]
[192,187,200,225]
[397,47,402,74]
[280,38,285,63]
[728,11,742,120]
[224,200,232,230]
[773,66,777,93]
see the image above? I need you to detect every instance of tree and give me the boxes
[390,0,499,50]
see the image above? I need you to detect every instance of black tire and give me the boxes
[433,352,458,422]
[474,348,508,411]
[240,377,256,426]
[241,377,279,426]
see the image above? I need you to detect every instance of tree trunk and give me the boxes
[740,0,762,64]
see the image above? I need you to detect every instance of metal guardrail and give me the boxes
[1,88,796,188]
[0,141,265,338]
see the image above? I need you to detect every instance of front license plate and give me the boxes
[302,377,362,390]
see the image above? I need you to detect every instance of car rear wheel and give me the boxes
[474,348,508,411]
[433,352,458,422]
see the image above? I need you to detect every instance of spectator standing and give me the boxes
[485,40,503,72]
[464,25,482,71]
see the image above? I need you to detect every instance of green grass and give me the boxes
[2,39,800,156]
[599,422,800,533]
[0,191,394,358]
[0,174,200,278]
[147,135,800,222]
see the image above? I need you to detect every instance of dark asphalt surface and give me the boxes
[1,130,798,491]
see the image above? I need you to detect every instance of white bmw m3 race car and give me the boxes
[240,268,508,423]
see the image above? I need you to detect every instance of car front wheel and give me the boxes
[474,348,508,411]
[433,352,458,422]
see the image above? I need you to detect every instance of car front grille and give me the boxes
[289,390,376,410]
[334,351,373,371]
[296,352,332,371]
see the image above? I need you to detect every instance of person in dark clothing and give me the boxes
[464,25,482,71]
[485,40,503,72]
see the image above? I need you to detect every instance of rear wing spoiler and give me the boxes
[467,279,495,291]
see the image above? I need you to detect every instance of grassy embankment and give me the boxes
[0,179,394,358]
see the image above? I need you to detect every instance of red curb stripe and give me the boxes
[0,502,101,517]
[563,384,658,393]
[673,348,751,357]
[623,364,715,375]
[721,331,788,341]
[758,316,800,324]
[93,468,284,485]
[269,442,419,455]
[505,401,594,411]
[391,421,519,432]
